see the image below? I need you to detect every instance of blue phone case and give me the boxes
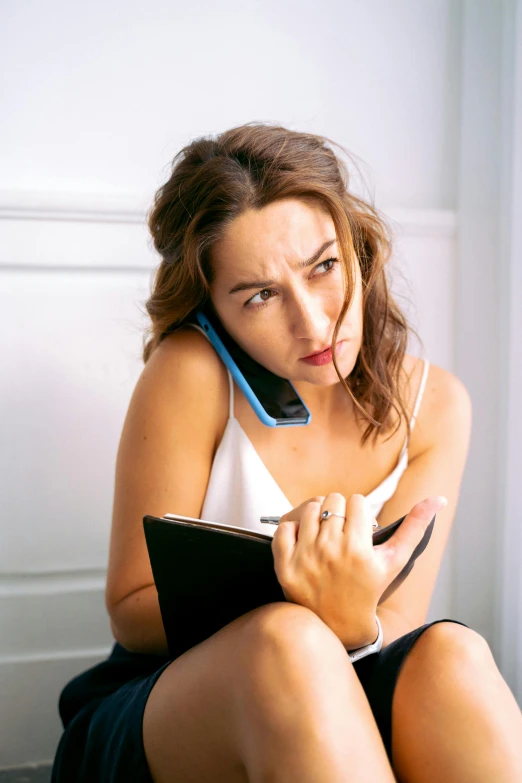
[194,309,312,428]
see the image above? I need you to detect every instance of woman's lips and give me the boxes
[300,341,345,366]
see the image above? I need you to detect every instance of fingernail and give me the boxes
[436,496,448,507]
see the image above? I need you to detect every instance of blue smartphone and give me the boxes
[190,304,311,427]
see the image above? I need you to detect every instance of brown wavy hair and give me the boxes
[145,122,422,447]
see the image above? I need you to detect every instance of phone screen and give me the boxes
[191,303,311,426]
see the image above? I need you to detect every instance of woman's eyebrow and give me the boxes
[228,238,337,295]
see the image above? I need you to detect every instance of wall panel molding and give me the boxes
[0,190,457,273]
[0,646,112,667]
[0,569,106,596]
[0,190,150,224]
[0,188,456,231]
[0,586,112,660]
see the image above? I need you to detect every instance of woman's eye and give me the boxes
[247,289,273,308]
[244,257,339,309]
[316,257,337,275]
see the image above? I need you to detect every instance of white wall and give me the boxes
[0,0,506,767]
[1,0,460,208]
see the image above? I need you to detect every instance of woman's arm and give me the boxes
[375,366,473,633]
[109,584,168,655]
[105,328,229,654]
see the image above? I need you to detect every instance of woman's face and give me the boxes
[209,198,364,397]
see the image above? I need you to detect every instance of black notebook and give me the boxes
[143,512,435,659]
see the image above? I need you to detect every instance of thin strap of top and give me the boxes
[186,323,429,430]
[411,357,430,433]
[397,356,430,456]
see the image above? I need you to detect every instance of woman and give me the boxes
[51,123,522,782]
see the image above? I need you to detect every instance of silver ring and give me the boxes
[320,509,379,528]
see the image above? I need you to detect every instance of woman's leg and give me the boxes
[143,602,397,783]
[391,621,522,782]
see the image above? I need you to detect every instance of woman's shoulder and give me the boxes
[151,326,230,448]
[157,323,219,358]
[149,324,224,375]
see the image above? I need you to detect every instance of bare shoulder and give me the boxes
[402,353,472,460]
[149,325,225,384]
[140,326,230,450]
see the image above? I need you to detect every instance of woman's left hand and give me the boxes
[271,490,447,649]
[271,491,380,648]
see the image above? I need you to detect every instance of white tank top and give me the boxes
[187,324,429,535]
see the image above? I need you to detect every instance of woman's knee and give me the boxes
[238,601,350,664]
[405,621,496,683]
[422,622,491,659]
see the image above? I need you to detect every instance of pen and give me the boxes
[260,516,380,528]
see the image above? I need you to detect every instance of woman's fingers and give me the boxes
[382,496,447,580]
[271,516,297,574]
[278,495,326,527]
[292,497,325,547]
[342,494,375,552]
[272,494,326,566]
[315,492,348,546]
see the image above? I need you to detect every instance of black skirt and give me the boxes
[51,618,469,782]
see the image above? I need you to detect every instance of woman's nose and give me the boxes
[289,292,331,340]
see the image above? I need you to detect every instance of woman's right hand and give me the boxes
[271,492,447,649]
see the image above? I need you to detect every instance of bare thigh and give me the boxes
[142,602,382,783]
